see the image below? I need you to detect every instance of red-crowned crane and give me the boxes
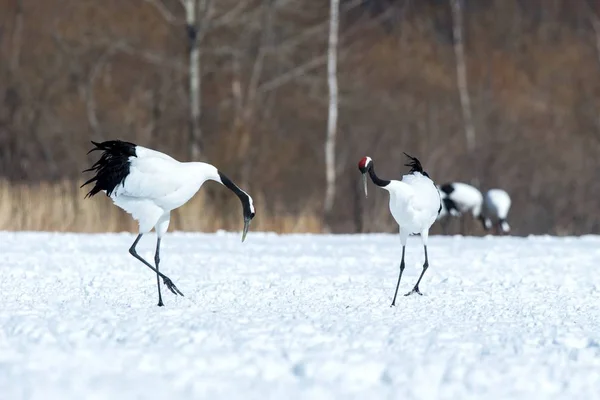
[82,140,256,307]
[482,188,512,234]
[437,182,483,234]
[358,153,441,306]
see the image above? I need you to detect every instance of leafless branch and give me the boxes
[246,0,275,108]
[118,43,187,72]
[195,0,216,43]
[263,0,365,53]
[257,54,327,94]
[143,0,185,25]
[211,0,252,28]
[52,32,187,72]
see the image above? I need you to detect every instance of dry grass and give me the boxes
[0,180,323,234]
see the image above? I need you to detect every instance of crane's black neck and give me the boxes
[367,163,391,187]
[218,171,254,219]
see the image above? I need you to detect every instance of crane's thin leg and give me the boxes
[406,245,429,296]
[390,246,406,307]
[128,234,184,298]
[154,238,164,307]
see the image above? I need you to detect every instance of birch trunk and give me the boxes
[185,0,202,160]
[450,0,476,152]
[324,0,339,228]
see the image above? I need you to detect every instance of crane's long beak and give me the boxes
[241,217,251,242]
[362,173,368,198]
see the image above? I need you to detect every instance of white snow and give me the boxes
[2,232,600,399]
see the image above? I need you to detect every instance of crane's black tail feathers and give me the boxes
[403,152,425,174]
[81,140,137,198]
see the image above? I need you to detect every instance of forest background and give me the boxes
[0,0,598,236]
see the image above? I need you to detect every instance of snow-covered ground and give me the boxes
[1,232,600,399]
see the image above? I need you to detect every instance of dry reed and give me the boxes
[0,180,323,234]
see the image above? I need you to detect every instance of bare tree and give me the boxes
[324,0,339,231]
[185,0,214,160]
[143,0,214,160]
[450,0,476,153]
[4,0,600,236]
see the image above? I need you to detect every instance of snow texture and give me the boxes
[2,232,600,399]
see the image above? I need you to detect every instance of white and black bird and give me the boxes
[481,188,511,234]
[82,140,256,307]
[437,182,483,233]
[358,153,442,306]
[437,182,483,219]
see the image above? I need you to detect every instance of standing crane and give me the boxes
[82,140,255,307]
[359,153,441,306]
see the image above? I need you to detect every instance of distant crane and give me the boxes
[359,153,442,306]
[437,182,483,234]
[82,140,256,307]
[482,189,511,235]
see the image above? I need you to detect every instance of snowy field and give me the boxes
[1,232,600,400]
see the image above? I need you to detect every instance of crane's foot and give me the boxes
[405,286,423,296]
[157,299,164,307]
[163,277,184,296]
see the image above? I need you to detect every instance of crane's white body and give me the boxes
[359,154,441,302]
[483,189,511,232]
[437,182,483,219]
[109,146,254,236]
[83,140,256,306]
[386,173,441,245]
